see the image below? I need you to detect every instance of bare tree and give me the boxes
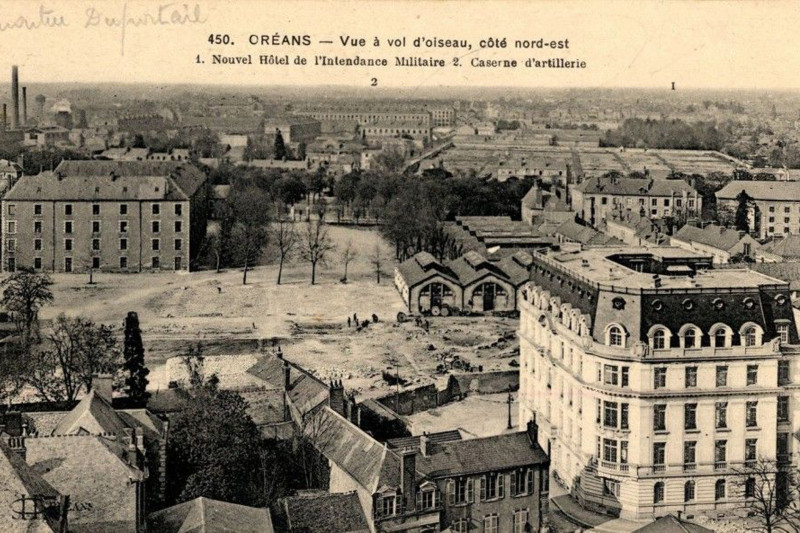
[300,221,336,285]
[229,187,271,285]
[269,219,298,285]
[293,407,339,489]
[26,314,122,402]
[369,243,389,284]
[732,456,800,533]
[1,267,54,346]
[339,240,358,282]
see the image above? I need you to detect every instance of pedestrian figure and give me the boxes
[372,314,379,323]
[217,287,222,294]
[347,317,351,328]
[354,313,358,324]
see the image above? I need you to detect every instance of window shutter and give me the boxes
[416,491,422,510]
[499,474,505,499]
[480,475,487,501]
[448,479,454,505]
[467,478,474,503]
[511,470,518,496]
[526,469,534,495]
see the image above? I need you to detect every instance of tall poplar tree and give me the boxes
[123,311,150,404]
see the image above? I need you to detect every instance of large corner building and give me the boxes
[518,245,800,520]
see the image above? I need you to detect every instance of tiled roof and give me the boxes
[577,176,697,197]
[632,515,714,533]
[716,180,800,201]
[57,159,208,198]
[497,252,534,286]
[281,491,369,533]
[673,224,749,252]
[412,431,548,478]
[26,434,144,532]
[147,496,275,533]
[386,430,464,449]
[0,439,61,533]
[246,355,330,420]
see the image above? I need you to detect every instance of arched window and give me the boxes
[684,480,695,502]
[685,328,698,348]
[654,481,664,503]
[710,324,733,348]
[653,329,667,350]
[609,326,623,347]
[715,479,726,501]
[744,326,758,347]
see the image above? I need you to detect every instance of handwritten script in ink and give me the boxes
[0,3,207,56]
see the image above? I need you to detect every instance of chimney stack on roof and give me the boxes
[399,447,417,513]
[93,374,114,403]
[283,360,291,391]
[8,436,26,460]
[328,380,345,418]
[419,433,429,457]
[527,414,539,447]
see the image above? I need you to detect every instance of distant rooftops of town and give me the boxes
[535,246,787,290]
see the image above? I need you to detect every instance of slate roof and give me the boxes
[0,440,62,533]
[577,176,697,196]
[497,251,534,286]
[396,252,460,289]
[4,172,186,201]
[386,430,464,449]
[280,491,369,533]
[26,434,144,532]
[445,251,512,287]
[311,407,401,493]
[673,224,749,252]
[51,390,128,436]
[555,220,621,245]
[246,355,330,420]
[632,514,714,533]
[760,235,800,259]
[411,431,549,478]
[147,497,275,533]
[747,262,800,291]
[716,180,800,201]
[55,159,207,198]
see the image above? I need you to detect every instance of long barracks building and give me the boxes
[517,245,800,520]
[1,160,208,273]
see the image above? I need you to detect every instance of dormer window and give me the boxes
[649,326,671,350]
[679,324,701,349]
[710,324,733,348]
[379,494,396,517]
[606,324,625,347]
[740,322,763,347]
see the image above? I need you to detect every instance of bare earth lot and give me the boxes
[40,226,519,395]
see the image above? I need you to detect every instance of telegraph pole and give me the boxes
[507,388,513,429]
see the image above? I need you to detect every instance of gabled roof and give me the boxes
[446,251,512,287]
[632,514,714,533]
[760,235,800,259]
[148,496,275,533]
[26,434,145,531]
[246,355,330,420]
[0,440,61,533]
[51,390,127,436]
[673,224,752,252]
[281,491,369,533]
[311,407,401,494]
[497,251,534,286]
[411,431,548,478]
[716,180,800,201]
[555,220,621,245]
[578,176,697,197]
[396,252,460,289]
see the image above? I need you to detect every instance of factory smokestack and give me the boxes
[2,104,6,131]
[22,87,27,126]
[11,65,19,130]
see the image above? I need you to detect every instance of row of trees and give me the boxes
[0,269,149,404]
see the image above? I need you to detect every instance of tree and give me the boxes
[735,190,754,233]
[166,364,263,506]
[0,343,26,406]
[26,315,121,402]
[339,240,358,282]
[300,221,335,285]
[122,311,149,404]
[268,219,298,285]
[229,187,271,285]
[273,129,287,161]
[369,243,389,284]
[1,268,54,346]
[732,457,800,533]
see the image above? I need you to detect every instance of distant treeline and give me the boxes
[600,118,727,151]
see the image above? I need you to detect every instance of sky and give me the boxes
[1,0,799,91]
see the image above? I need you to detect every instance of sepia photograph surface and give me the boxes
[0,1,799,532]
